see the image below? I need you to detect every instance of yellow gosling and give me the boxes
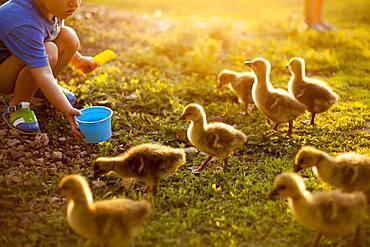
[217,69,255,113]
[93,144,186,194]
[57,174,151,247]
[180,103,247,173]
[268,172,367,247]
[244,58,306,136]
[287,57,338,125]
[295,146,370,197]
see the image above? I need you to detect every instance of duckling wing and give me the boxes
[265,91,306,119]
[336,154,370,191]
[297,82,338,111]
[206,123,246,150]
[238,77,254,102]
[314,192,366,226]
[94,199,149,239]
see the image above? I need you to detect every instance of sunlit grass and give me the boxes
[1,0,370,246]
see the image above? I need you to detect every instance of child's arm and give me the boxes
[30,66,84,141]
[71,51,97,74]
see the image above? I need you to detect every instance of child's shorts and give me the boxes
[0,39,11,65]
[0,49,11,65]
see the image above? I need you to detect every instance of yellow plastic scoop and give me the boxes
[93,50,117,65]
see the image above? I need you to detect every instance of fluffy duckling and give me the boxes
[93,144,186,194]
[57,175,151,247]
[268,172,367,246]
[287,57,339,125]
[180,103,247,173]
[244,58,306,136]
[217,69,255,113]
[295,146,370,196]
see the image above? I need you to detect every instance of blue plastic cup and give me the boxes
[75,106,113,143]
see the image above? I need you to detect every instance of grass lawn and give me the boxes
[1,0,370,246]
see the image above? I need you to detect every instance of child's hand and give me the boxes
[66,108,84,141]
[74,56,98,74]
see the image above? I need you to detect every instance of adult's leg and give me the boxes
[304,0,314,27]
[52,26,80,77]
[313,0,324,24]
[9,42,58,106]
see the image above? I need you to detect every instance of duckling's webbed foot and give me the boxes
[287,121,293,136]
[240,105,249,116]
[142,182,158,194]
[352,227,361,247]
[310,113,316,125]
[190,155,213,174]
[312,233,322,247]
[223,158,229,172]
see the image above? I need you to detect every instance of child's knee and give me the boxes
[58,26,80,53]
[45,42,58,67]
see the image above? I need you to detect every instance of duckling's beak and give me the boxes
[294,165,302,173]
[266,189,278,199]
[243,61,253,67]
[179,113,186,121]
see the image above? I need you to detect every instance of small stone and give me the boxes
[16,145,25,152]
[9,129,20,136]
[7,139,21,147]
[49,196,62,205]
[10,151,21,160]
[36,158,45,165]
[78,158,85,163]
[19,157,26,163]
[91,154,98,159]
[80,151,87,157]
[52,151,63,160]
[59,137,66,142]
[92,180,106,188]
[44,152,51,158]
[124,93,138,100]
[25,140,34,147]
[35,133,49,146]
[185,147,198,154]
[23,180,33,186]
[27,160,36,166]
[48,167,57,175]
[0,129,7,136]
[8,175,21,183]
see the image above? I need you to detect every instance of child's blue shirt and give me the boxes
[0,0,63,68]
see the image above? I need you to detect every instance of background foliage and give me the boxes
[1,0,370,246]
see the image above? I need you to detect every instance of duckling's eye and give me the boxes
[298,158,305,164]
[278,185,286,190]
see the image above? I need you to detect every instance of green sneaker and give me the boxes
[34,84,76,105]
[3,102,40,134]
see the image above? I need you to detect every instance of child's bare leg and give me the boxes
[10,42,58,106]
[52,26,80,77]
[0,55,25,95]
